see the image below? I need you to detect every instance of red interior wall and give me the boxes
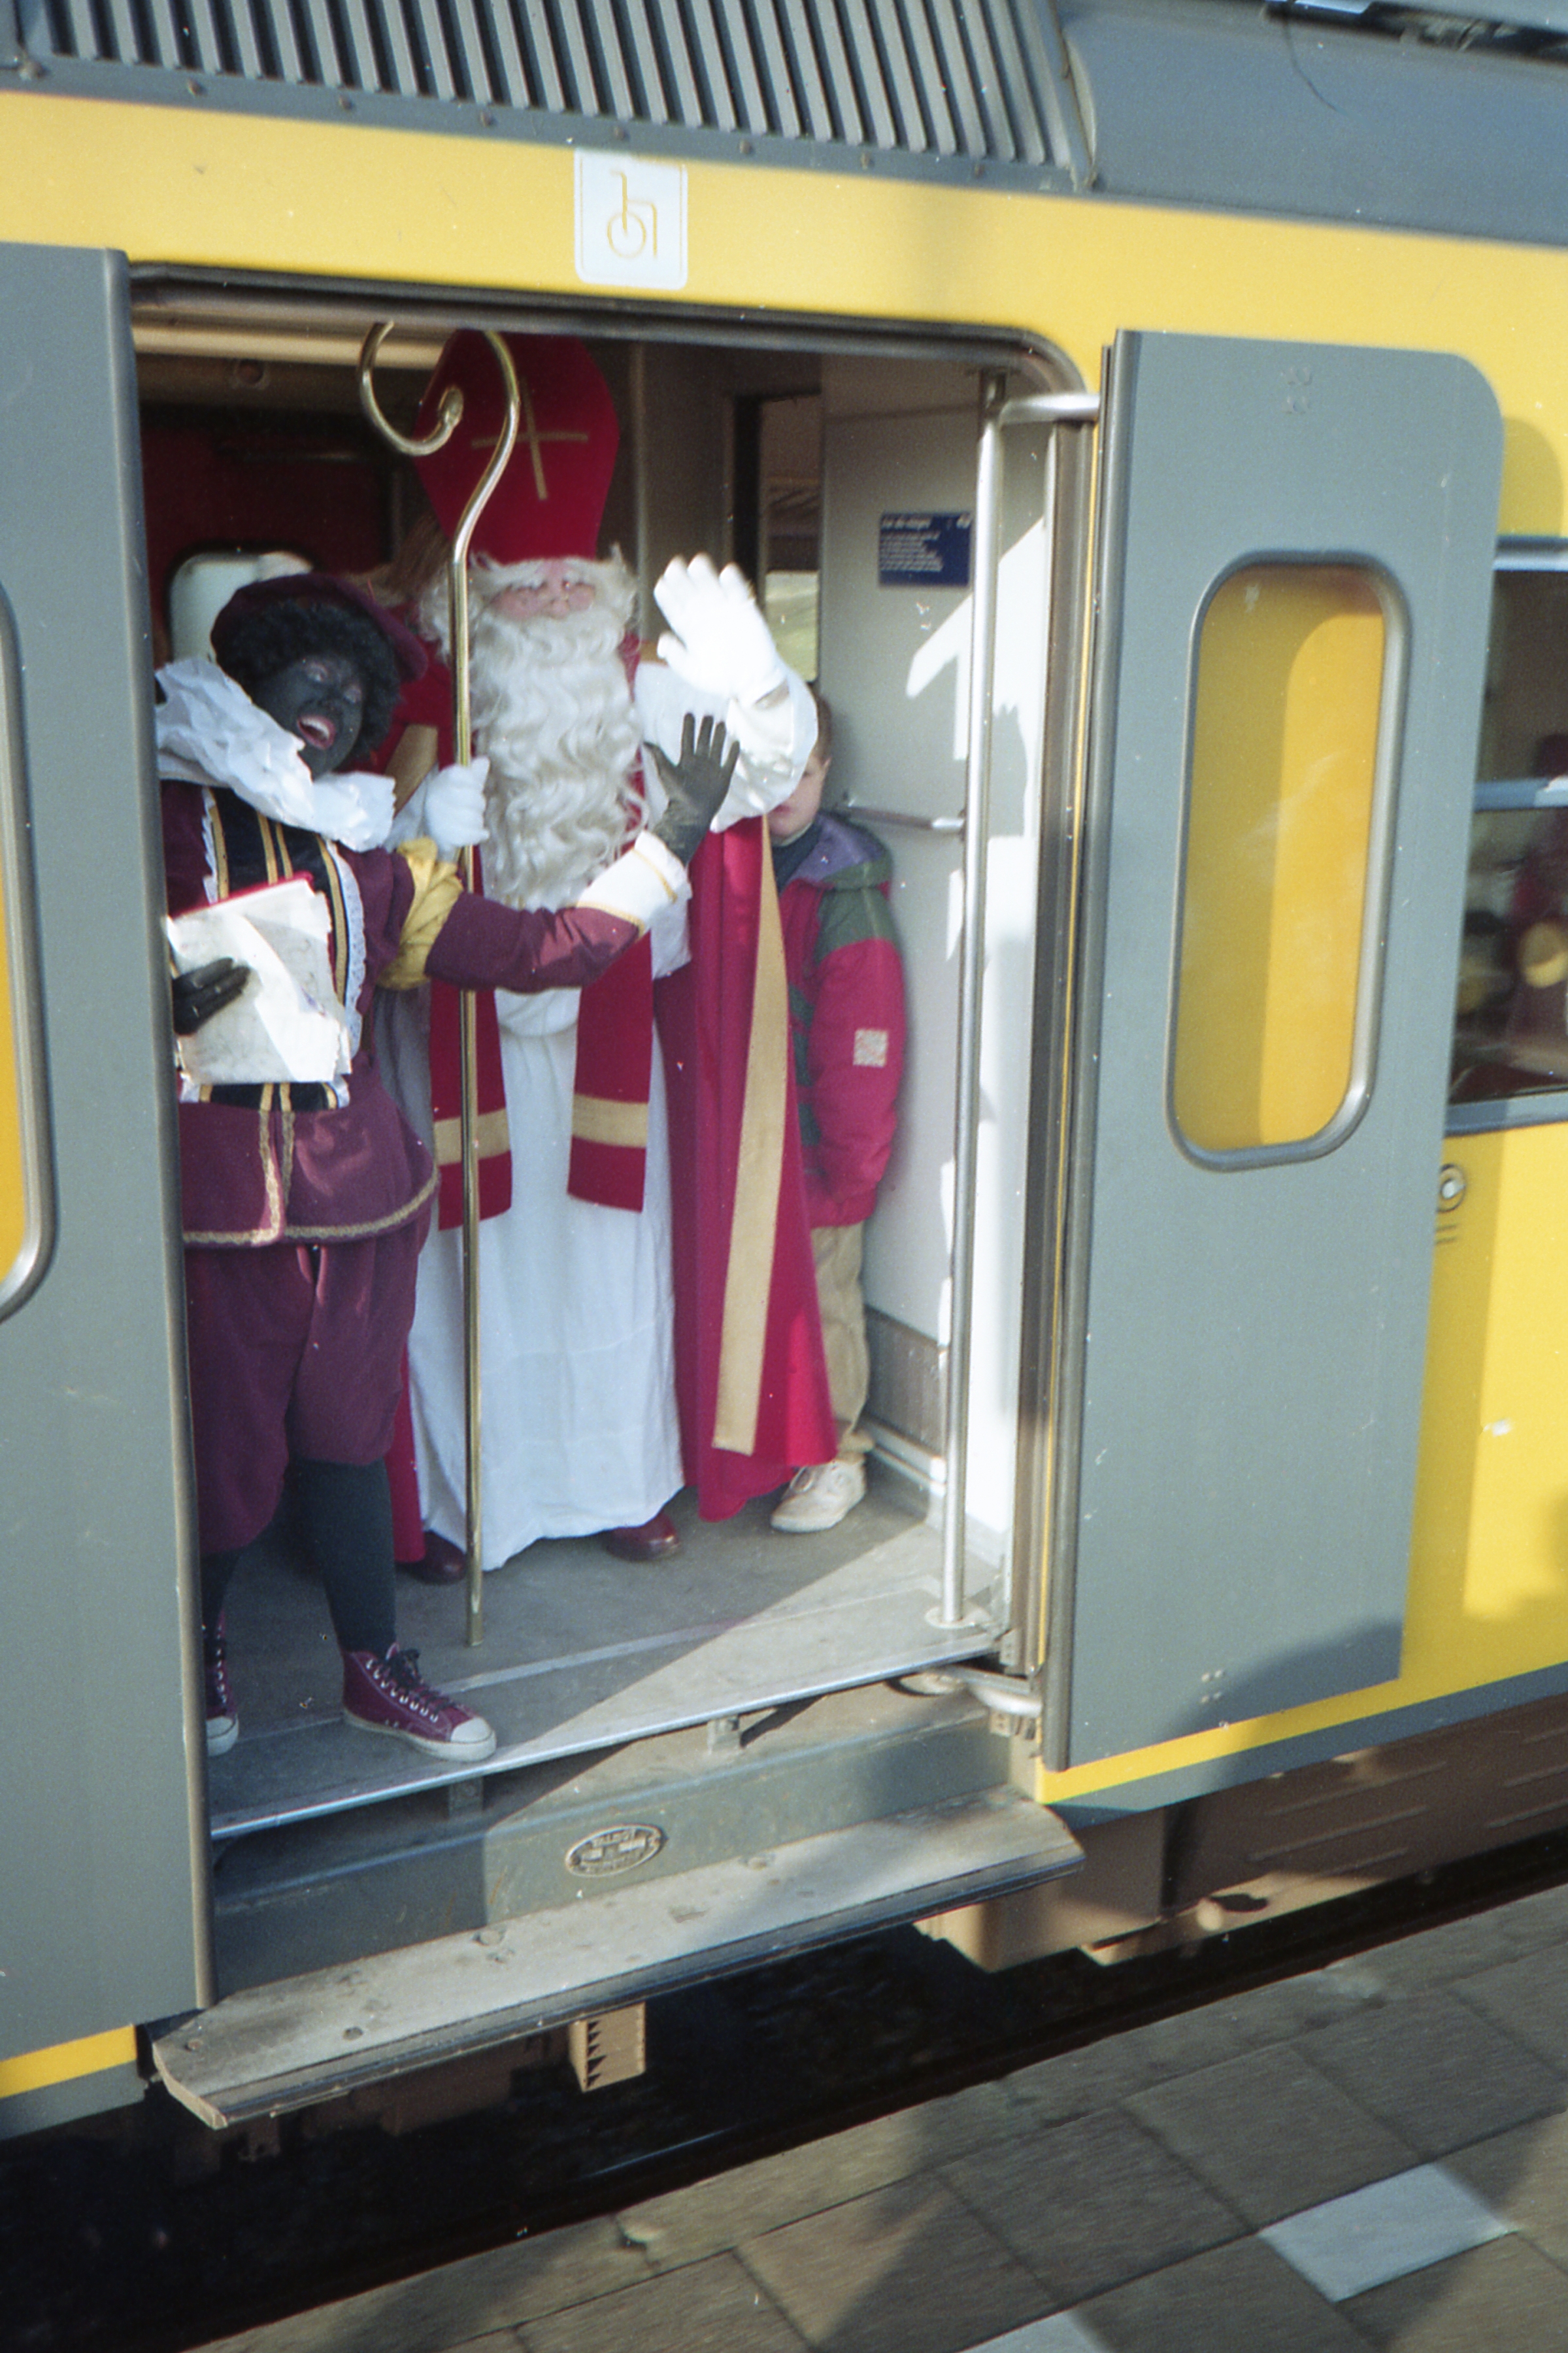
[141,418,391,651]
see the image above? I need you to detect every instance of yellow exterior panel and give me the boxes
[1407,1126,1568,1672]
[0,93,1565,532]
[1034,1123,1568,1804]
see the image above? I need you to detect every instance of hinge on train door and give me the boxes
[999,393,1101,431]
[1037,0,1095,190]
[0,0,42,71]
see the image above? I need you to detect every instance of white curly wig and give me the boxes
[418,551,644,909]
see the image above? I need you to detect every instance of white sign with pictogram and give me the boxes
[575,152,688,291]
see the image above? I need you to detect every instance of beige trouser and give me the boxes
[811,1223,871,1461]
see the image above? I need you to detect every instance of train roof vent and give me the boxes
[17,0,1089,184]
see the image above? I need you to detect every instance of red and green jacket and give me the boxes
[776,813,905,1229]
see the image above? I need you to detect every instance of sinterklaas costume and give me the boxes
[377,333,834,1565]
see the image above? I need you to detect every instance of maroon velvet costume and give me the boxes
[164,779,637,1554]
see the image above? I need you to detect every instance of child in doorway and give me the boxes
[769,691,906,1532]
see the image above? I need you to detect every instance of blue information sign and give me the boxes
[878,511,973,590]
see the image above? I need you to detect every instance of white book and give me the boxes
[167,875,352,1087]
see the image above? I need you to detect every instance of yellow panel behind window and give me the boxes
[1174,564,1386,1154]
[0,892,23,1289]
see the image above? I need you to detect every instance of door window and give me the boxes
[0,597,49,1321]
[1173,561,1392,1159]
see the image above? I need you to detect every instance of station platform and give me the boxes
[199,1876,1568,2352]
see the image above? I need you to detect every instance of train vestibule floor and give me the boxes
[205,1466,1007,1838]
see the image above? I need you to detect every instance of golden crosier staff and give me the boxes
[358,323,522,1648]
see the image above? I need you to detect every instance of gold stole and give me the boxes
[712,843,789,1457]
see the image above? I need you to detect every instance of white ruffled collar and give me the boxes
[155,658,393,853]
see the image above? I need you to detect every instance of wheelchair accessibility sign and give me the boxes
[575,154,688,292]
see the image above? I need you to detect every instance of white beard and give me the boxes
[419,554,644,909]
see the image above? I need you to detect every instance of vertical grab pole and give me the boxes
[934,373,1008,1633]
[445,339,521,1647]
[358,326,521,1646]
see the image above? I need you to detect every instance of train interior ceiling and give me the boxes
[134,294,1052,1855]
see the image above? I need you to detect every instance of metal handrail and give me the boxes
[933,381,1099,1636]
[359,324,521,1645]
[933,372,1007,1633]
[1001,392,1101,428]
[842,805,965,834]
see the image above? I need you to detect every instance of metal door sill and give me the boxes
[154,1789,1080,2127]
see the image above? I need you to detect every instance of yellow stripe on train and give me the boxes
[0,2027,138,2102]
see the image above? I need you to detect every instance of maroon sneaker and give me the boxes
[341,1644,496,1761]
[203,1623,237,1757]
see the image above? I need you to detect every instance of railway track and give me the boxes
[7,1823,1568,2353]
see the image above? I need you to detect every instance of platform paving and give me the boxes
[198,1878,1568,2352]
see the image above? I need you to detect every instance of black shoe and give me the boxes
[404,1532,467,1585]
[601,1511,680,1562]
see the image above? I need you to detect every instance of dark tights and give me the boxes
[200,1457,397,1659]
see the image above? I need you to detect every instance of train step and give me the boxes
[210,1681,1025,1994]
[152,1788,1081,2127]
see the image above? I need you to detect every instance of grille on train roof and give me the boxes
[18,0,1085,176]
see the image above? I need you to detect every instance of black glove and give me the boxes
[646,713,741,869]
[171,958,248,1035]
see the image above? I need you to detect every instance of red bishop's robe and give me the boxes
[658,819,835,1517]
[376,646,835,1536]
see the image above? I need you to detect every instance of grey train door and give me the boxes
[1049,331,1501,1768]
[0,243,209,2101]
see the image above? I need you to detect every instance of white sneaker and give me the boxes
[771,1458,866,1533]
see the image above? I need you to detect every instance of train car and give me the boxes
[5,0,1568,2141]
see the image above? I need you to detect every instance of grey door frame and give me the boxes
[0,242,212,2067]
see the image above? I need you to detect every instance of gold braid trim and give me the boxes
[259,811,284,885]
[712,843,789,1457]
[184,1166,439,1248]
[382,839,465,991]
[258,1087,284,1240]
[197,788,229,1105]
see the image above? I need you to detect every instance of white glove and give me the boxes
[422,756,490,855]
[654,554,786,708]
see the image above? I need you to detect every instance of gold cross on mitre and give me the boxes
[473,374,590,499]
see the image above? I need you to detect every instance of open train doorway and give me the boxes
[131,289,1079,1872]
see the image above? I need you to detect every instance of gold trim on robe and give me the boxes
[712,845,789,1457]
[569,1094,651,1149]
